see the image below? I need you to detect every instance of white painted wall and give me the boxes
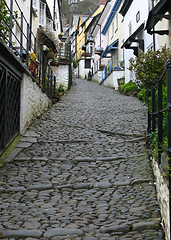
[103,70,124,89]
[78,59,90,79]
[20,73,52,134]
[52,64,69,88]
[122,0,153,83]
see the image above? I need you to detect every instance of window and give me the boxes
[46,18,53,31]
[128,21,132,36]
[107,31,109,45]
[33,0,39,12]
[136,11,140,22]
[89,43,93,54]
[85,59,91,68]
[79,26,82,35]
[39,2,46,26]
[112,22,114,37]
[115,14,118,32]
[148,0,153,12]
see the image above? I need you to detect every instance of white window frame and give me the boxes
[33,0,39,12]
[39,2,46,27]
[128,21,132,36]
[115,14,118,32]
[46,18,53,31]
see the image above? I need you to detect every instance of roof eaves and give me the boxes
[102,0,123,35]
[119,0,133,17]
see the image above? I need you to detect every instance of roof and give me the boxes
[101,38,118,57]
[84,13,101,33]
[102,0,123,35]
[121,23,145,48]
[119,0,133,16]
[145,0,171,35]
[81,5,104,27]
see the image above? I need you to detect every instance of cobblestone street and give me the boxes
[0,78,164,239]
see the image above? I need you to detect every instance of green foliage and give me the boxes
[73,59,78,69]
[129,47,171,89]
[118,81,138,94]
[0,1,10,41]
[137,88,148,102]
[0,1,18,43]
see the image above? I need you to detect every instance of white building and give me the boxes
[119,0,154,83]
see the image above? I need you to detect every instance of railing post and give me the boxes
[9,0,13,47]
[158,77,163,164]
[34,37,36,53]
[147,90,152,134]
[68,42,72,90]
[47,64,50,92]
[166,59,171,240]
[54,76,56,97]
[39,47,42,85]
[43,57,47,90]
[50,71,53,96]
[152,87,156,132]
[26,23,29,68]
[20,12,23,61]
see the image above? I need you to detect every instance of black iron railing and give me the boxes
[148,60,171,163]
[148,59,171,240]
[0,0,71,100]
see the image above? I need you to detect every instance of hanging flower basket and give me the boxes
[46,53,54,59]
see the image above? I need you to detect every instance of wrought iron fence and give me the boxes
[148,59,171,163]
[0,0,71,100]
[0,60,21,154]
[147,59,171,240]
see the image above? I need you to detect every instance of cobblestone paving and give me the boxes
[0,79,165,239]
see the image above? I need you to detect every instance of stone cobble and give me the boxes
[0,79,164,239]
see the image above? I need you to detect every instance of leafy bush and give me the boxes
[129,47,171,89]
[118,81,138,94]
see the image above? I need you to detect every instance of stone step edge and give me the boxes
[0,178,152,193]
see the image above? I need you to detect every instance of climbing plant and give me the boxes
[0,1,18,43]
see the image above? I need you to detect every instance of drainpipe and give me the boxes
[97,24,101,67]
[53,0,56,27]
[152,0,156,51]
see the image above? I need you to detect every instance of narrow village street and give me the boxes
[0,79,164,239]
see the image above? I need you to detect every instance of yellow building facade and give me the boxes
[76,5,105,61]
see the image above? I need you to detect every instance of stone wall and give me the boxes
[20,73,52,134]
[151,157,170,240]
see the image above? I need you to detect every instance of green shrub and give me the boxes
[129,47,171,89]
[124,82,138,93]
[118,81,139,94]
